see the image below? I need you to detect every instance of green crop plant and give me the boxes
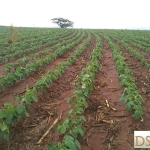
[0,103,28,141]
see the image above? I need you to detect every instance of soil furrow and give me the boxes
[0,36,97,150]
[0,34,87,107]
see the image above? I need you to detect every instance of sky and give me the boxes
[1,0,150,29]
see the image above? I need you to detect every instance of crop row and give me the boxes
[130,41,150,54]
[104,33,150,70]
[0,32,92,141]
[103,35,143,119]
[119,34,150,55]
[114,39,150,70]
[47,33,102,150]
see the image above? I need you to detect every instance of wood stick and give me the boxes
[45,101,62,106]
[37,113,62,144]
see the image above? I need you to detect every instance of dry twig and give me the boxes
[37,113,62,144]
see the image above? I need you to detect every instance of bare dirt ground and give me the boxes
[0,35,150,150]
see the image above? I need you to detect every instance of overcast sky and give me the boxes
[1,0,150,29]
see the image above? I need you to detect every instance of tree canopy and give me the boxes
[51,18,73,28]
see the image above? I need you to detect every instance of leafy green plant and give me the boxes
[0,103,28,140]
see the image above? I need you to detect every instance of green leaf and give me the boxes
[75,139,81,149]
[16,106,23,114]
[63,118,69,125]
[65,135,74,141]
[48,145,57,150]
[76,115,86,122]
[60,148,66,150]
[2,132,9,141]
[60,125,66,134]
[71,128,79,138]
[0,111,5,119]
[64,139,75,149]
[7,112,13,121]
[132,109,143,119]
[32,95,38,102]
[76,125,84,136]
[14,96,20,101]
[57,125,61,132]
[21,98,26,103]
[81,115,86,122]
[126,102,133,111]
[83,74,90,78]
[57,142,63,149]
[82,84,86,89]
[4,102,14,109]
[75,107,84,115]
[67,110,73,116]
[0,123,7,131]
[73,90,83,95]
[119,94,127,103]
[25,112,29,117]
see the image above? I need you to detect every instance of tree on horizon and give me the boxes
[51,18,73,28]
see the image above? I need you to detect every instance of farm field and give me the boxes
[0,26,150,150]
